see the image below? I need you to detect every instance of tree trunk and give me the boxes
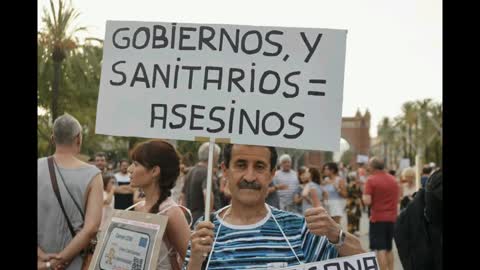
[408,125,412,161]
[52,60,61,122]
[47,60,62,155]
[384,142,388,166]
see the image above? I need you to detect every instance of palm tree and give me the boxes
[415,99,433,161]
[377,117,390,165]
[428,103,443,165]
[400,102,418,162]
[393,115,408,160]
[379,117,398,168]
[39,0,86,122]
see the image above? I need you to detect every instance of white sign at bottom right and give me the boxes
[270,252,378,270]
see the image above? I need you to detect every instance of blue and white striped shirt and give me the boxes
[183,205,338,269]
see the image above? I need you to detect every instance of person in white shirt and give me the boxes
[272,154,299,213]
[114,159,136,209]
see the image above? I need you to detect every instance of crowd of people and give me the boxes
[37,114,441,270]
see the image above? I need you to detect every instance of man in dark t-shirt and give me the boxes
[182,142,221,227]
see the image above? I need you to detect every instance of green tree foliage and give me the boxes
[340,150,354,166]
[37,2,132,158]
[176,141,203,166]
[376,99,442,167]
[39,0,87,122]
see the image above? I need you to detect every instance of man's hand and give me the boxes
[305,207,341,243]
[37,254,68,270]
[45,254,69,270]
[38,252,53,262]
[189,221,215,267]
[277,184,289,190]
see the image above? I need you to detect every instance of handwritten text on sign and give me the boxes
[96,21,347,151]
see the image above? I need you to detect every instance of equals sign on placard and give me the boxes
[307,79,326,96]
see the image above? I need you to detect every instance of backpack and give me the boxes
[394,169,442,270]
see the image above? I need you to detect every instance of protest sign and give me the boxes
[398,158,411,172]
[88,210,168,270]
[268,252,378,270]
[96,20,347,151]
[356,155,369,164]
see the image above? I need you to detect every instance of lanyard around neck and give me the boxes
[204,204,303,269]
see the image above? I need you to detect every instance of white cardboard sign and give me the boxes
[268,252,378,270]
[96,20,347,151]
[356,155,369,164]
[88,210,168,270]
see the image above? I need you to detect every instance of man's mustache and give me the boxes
[238,179,262,190]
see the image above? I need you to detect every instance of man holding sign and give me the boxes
[184,144,364,270]
[94,20,363,269]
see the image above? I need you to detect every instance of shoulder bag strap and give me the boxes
[48,156,76,238]
[53,158,85,219]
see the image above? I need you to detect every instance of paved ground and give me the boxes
[340,211,403,270]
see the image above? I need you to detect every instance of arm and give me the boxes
[301,185,312,204]
[267,185,278,194]
[309,188,321,207]
[293,193,303,204]
[178,192,185,206]
[37,247,65,270]
[38,246,48,261]
[338,179,348,198]
[54,173,103,264]
[322,190,329,202]
[335,231,365,256]
[103,187,115,206]
[362,178,373,206]
[114,185,135,194]
[186,221,215,270]
[362,194,372,206]
[165,207,191,264]
[305,207,365,257]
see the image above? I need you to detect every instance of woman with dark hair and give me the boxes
[128,139,191,270]
[293,166,310,213]
[300,167,328,214]
[322,162,348,224]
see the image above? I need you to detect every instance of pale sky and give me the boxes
[38,0,442,138]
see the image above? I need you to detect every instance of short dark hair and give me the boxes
[119,159,130,165]
[369,157,385,170]
[423,167,433,175]
[95,152,106,159]
[324,162,339,174]
[388,170,396,176]
[223,144,277,171]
